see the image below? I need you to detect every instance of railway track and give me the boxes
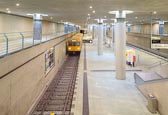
[31,55,79,115]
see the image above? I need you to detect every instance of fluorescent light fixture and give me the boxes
[153,11,157,14]
[88,14,90,16]
[26,13,48,16]
[123,10,134,14]
[64,22,69,24]
[41,14,48,16]
[109,11,118,14]
[92,10,95,13]
[109,10,133,14]
[90,6,93,9]
[109,10,133,19]
[6,8,9,10]
[7,11,11,13]
[94,18,106,23]
[16,3,20,6]
[27,13,32,16]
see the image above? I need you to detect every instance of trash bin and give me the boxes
[147,94,158,113]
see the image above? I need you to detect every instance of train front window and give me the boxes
[75,42,80,46]
[68,42,80,46]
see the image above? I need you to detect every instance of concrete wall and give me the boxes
[0,13,64,34]
[130,24,159,34]
[57,23,65,32]
[126,33,168,54]
[0,33,73,115]
[126,33,151,48]
[138,80,168,115]
[42,21,57,34]
[0,13,33,33]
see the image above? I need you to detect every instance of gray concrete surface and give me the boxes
[72,38,162,115]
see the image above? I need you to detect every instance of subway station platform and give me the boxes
[71,38,162,115]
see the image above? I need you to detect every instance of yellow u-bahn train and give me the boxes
[66,33,83,55]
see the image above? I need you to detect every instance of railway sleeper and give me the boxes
[45,104,71,111]
[50,96,67,100]
[61,76,73,78]
[54,88,70,92]
[49,96,66,100]
[59,79,72,82]
[45,105,65,111]
[58,82,70,85]
[42,110,70,115]
[63,71,74,74]
[58,79,71,82]
[48,100,65,105]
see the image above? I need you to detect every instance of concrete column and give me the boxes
[92,26,95,39]
[104,25,107,43]
[112,24,115,43]
[159,21,164,35]
[127,24,131,32]
[114,11,126,80]
[71,25,73,32]
[97,20,104,55]
[74,26,76,31]
[72,25,74,31]
[33,14,42,40]
[110,24,115,52]
[76,26,79,31]
[95,26,98,39]
[64,24,69,33]
[68,24,70,32]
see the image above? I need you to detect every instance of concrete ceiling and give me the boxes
[0,0,168,26]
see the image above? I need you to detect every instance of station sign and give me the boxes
[151,44,168,49]
[151,36,160,44]
[151,36,168,49]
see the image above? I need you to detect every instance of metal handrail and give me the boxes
[20,32,24,49]
[148,60,164,68]
[0,31,74,57]
[3,33,8,54]
[127,32,168,37]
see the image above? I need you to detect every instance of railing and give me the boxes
[127,43,168,59]
[148,60,168,68]
[0,31,72,57]
[127,32,168,37]
[134,72,168,85]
